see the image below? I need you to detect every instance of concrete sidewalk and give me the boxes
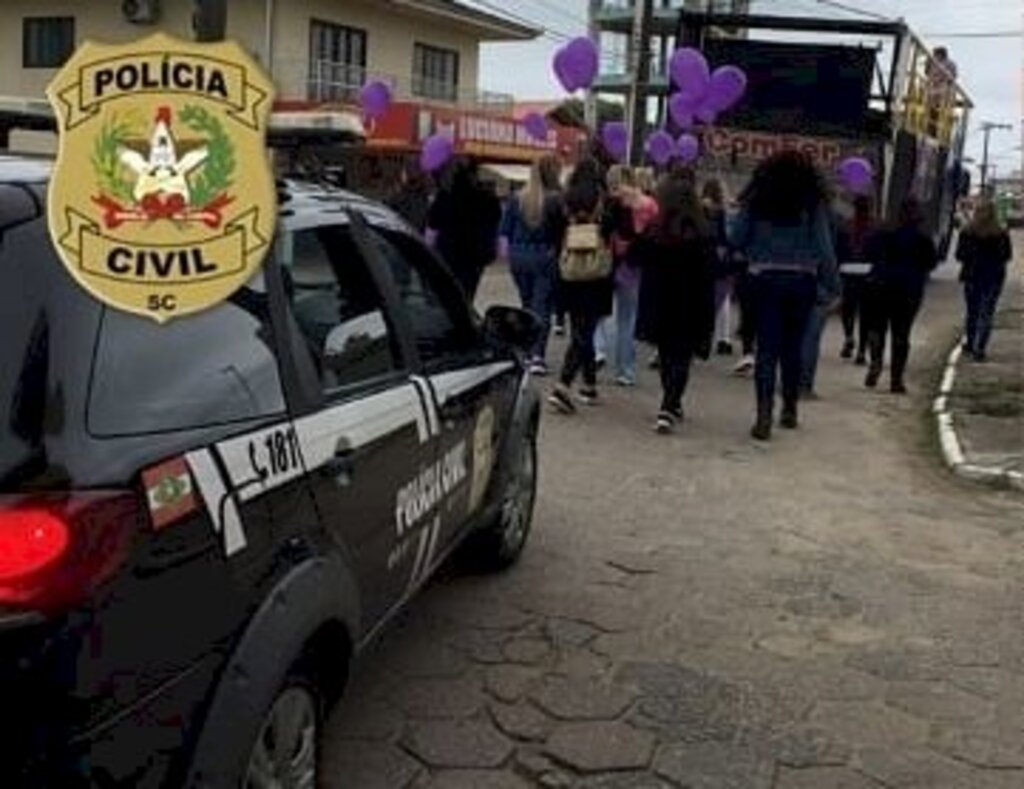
[939,249,1024,490]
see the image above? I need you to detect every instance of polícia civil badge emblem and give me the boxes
[46,33,276,322]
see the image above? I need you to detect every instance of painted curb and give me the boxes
[935,338,1024,492]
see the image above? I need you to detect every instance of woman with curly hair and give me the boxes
[730,151,839,441]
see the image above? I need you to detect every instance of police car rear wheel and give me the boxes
[245,684,318,789]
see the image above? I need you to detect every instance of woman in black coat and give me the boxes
[956,199,1013,361]
[633,172,716,433]
[864,197,938,393]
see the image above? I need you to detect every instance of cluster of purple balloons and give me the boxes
[360,78,455,173]
[599,123,700,166]
[667,48,747,132]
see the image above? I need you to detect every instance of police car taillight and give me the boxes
[0,493,139,612]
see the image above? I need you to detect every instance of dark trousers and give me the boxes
[510,250,556,361]
[657,340,694,414]
[736,271,757,355]
[452,263,485,304]
[963,271,1005,356]
[840,274,870,352]
[553,279,567,327]
[753,272,817,412]
[866,286,922,385]
[561,304,600,388]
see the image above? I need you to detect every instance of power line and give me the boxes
[922,30,1023,38]
[812,0,892,21]
[519,0,588,31]
[461,0,576,41]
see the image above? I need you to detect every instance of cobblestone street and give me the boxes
[322,260,1024,789]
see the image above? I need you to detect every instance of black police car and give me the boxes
[0,154,541,787]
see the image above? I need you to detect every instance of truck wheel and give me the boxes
[243,680,319,789]
[471,427,538,572]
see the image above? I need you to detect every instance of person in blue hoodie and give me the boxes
[498,154,565,375]
[730,152,839,441]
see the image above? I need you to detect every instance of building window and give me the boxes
[308,19,367,102]
[413,43,460,102]
[22,17,75,69]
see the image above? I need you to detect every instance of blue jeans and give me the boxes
[800,304,829,392]
[510,249,556,362]
[594,276,640,381]
[963,270,1006,356]
[753,272,817,411]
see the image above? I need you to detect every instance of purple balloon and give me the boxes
[558,36,599,92]
[601,121,628,162]
[523,112,549,142]
[837,156,874,193]
[676,133,700,164]
[669,47,710,104]
[646,130,676,166]
[421,133,454,173]
[668,92,698,129]
[552,46,580,93]
[706,65,747,113]
[359,80,392,121]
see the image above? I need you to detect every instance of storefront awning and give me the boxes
[481,163,531,183]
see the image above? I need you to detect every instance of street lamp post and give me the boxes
[979,121,1013,193]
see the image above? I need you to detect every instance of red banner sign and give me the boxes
[368,102,583,162]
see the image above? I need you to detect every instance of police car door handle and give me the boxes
[320,442,355,482]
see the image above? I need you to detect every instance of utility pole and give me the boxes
[584,0,602,130]
[193,0,228,42]
[979,121,1012,193]
[626,0,654,165]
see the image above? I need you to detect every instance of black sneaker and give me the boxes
[890,381,908,395]
[780,405,798,429]
[578,387,599,406]
[841,339,855,359]
[548,385,576,414]
[865,367,881,389]
[854,352,867,366]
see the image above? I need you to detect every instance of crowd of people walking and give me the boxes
[397,148,1013,442]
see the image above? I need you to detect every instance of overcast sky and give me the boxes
[473,0,1021,175]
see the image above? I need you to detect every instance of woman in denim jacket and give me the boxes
[730,152,839,441]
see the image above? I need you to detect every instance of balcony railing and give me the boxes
[303,60,514,113]
[307,60,366,103]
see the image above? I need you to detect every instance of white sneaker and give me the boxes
[654,412,675,434]
[528,360,549,376]
[614,375,635,387]
[733,354,754,375]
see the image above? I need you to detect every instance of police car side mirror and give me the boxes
[482,305,540,353]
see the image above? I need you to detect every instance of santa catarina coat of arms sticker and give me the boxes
[46,33,276,322]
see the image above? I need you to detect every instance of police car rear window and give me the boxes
[87,280,286,436]
[0,189,48,487]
